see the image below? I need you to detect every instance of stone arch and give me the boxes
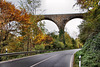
[64,16,84,31]
[62,14,84,29]
[69,15,84,21]
[38,19,59,33]
[39,17,60,31]
[38,13,84,31]
[64,18,84,39]
[43,17,56,23]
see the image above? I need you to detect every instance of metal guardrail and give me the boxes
[0,51,35,57]
[0,49,58,57]
[0,50,46,57]
[0,49,65,61]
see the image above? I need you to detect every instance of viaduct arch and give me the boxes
[37,13,84,44]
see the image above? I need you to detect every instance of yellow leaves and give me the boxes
[77,0,100,10]
[18,36,23,40]
[16,36,24,42]
[1,42,23,53]
[0,0,49,52]
[0,0,31,25]
[27,21,32,25]
[22,13,30,22]
[33,33,53,45]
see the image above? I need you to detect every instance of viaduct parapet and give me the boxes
[42,13,84,30]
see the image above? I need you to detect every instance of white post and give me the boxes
[98,1,100,5]
[6,48,8,54]
[6,48,8,60]
[79,55,81,67]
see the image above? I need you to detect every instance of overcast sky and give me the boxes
[39,0,82,14]
[6,0,84,39]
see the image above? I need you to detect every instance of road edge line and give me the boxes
[70,49,81,67]
[30,54,57,67]
[70,54,74,67]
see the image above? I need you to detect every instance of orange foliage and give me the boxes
[33,34,53,45]
[0,0,30,25]
[0,0,47,52]
[0,0,29,44]
[18,36,24,40]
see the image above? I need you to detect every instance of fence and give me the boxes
[0,49,60,61]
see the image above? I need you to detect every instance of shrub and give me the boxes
[52,39,65,49]
[74,32,100,67]
[34,44,45,50]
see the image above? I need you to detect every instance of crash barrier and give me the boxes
[0,49,62,61]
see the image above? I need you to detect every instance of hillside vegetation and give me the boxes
[74,0,100,67]
[74,33,100,67]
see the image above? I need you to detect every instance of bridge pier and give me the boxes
[59,28,65,45]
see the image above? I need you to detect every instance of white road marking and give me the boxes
[30,54,57,67]
[70,49,81,67]
[70,55,74,67]
[0,53,50,64]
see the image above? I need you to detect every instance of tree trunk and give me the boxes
[59,28,65,45]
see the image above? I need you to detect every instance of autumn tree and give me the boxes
[19,15,44,51]
[19,0,47,51]
[64,32,73,48]
[33,33,53,46]
[0,0,30,52]
[0,0,50,52]
[76,0,100,43]
[19,0,41,15]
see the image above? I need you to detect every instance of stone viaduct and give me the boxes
[37,13,84,44]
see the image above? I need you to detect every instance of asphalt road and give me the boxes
[0,49,80,67]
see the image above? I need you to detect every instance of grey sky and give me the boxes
[39,0,82,14]
[6,0,83,14]
[6,0,84,39]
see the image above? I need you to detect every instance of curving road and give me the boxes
[0,49,80,67]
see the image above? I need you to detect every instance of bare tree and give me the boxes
[19,0,41,15]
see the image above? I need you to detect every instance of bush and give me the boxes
[74,32,100,67]
[35,44,45,50]
[59,42,65,49]
[52,39,65,49]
